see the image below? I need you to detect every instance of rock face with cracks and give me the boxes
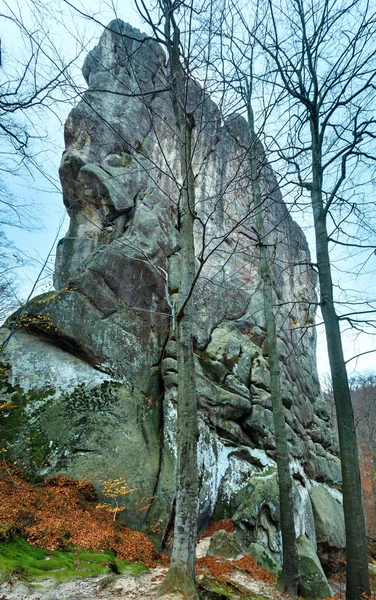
[1,20,343,572]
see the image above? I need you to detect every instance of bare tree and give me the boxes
[349,373,376,538]
[0,0,78,321]
[2,2,345,598]
[247,98,299,598]
[151,2,199,597]
[216,25,300,589]
[239,0,376,596]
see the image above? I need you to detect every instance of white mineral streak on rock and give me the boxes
[311,479,343,503]
[197,419,235,516]
[163,393,178,458]
[2,329,113,394]
[295,483,317,548]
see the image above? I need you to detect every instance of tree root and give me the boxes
[276,571,298,599]
[157,565,200,600]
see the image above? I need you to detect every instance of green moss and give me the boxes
[0,369,125,476]
[106,153,132,167]
[0,538,148,583]
[139,134,150,153]
[61,381,122,414]
[0,362,55,459]
[195,352,228,385]
[221,353,239,371]
[195,350,212,364]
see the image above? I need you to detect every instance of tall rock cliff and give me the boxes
[1,20,344,566]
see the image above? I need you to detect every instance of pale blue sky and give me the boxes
[2,0,375,377]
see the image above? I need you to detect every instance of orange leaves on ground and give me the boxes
[197,553,276,586]
[200,519,234,539]
[0,464,161,567]
[114,527,159,566]
[198,520,276,586]
[197,556,234,580]
[233,554,277,585]
[0,464,35,538]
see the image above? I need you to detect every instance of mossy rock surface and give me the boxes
[309,485,345,549]
[0,538,148,583]
[208,530,243,559]
[297,534,332,599]
[0,354,163,530]
[232,468,280,553]
[199,574,270,599]
[246,543,281,577]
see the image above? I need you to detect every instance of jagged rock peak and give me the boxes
[1,20,343,576]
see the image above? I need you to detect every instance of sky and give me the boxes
[1,0,376,379]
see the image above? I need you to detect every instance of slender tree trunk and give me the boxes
[158,7,199,600]
[310,122,370,600]
[366,422,376,536]
[247,103,299,599]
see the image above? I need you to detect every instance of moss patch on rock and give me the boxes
[199,574,271,600]
[0,537,148,583]
[246,543,281,577]
[297,534,332,599]
[208,531,243,559]
[0,361,56,474]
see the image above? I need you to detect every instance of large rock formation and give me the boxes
[1,20,343,568]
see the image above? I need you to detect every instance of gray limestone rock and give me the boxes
[233,470,282,557]
[208,530,243,559]
[1,18,343,561]
[297,534,332,599]
[309,485,345,549]
[247,543,281,576]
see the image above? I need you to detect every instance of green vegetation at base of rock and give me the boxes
[0,538,148,583]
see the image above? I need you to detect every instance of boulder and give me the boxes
[309,485,345,549]
[233,470,319,565]
[247,542,281,576]
[297,534,332,599]
[208,531,243,559]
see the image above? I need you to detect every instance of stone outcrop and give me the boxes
[208,531,243,560]
[297,535,332,598]
[1,19,343,570]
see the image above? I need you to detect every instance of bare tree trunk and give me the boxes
[366,423,376,536]
[247,102,299,599]
[157,5,199,599]
[310,125,370,600]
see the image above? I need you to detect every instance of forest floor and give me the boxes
[0,537,281,600]
[0,466,372,600]
[0,564,280,600]
[0,537,352,600]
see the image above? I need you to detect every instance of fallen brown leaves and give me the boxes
[0,463,162,567]
[198,520,276,588]
[200,519,234,539]
[197,556,234,580]
[233,555,277,585]
[197,553,277,586]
